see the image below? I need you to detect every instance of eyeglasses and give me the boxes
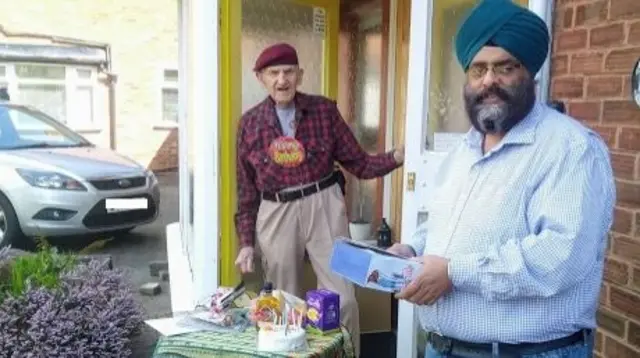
[467,61,522,80]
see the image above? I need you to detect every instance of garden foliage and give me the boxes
[0,245,143,357]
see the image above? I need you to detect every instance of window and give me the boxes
[161,69,178,123]
[0,66,8,97]
[0,105,90,149]
[0,63,98,128]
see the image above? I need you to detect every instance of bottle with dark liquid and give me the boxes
[377,218,392,248]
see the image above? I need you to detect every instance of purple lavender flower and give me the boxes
[0,260,143,357]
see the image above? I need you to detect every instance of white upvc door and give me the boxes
[395,0,554,357]
[395,0,443,356]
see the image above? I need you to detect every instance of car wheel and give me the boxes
[0,193,25,248]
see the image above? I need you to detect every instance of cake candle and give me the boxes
[284,303,290,335]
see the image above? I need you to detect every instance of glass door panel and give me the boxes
[339,1,385,233]
[241,0,325,112]
[423,0,529,153]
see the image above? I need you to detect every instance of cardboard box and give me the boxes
[330,238,421,293]
[306,289,340,334]
[300,260,392,333]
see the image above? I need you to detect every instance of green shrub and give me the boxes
[0,240,76,302]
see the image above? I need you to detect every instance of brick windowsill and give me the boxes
[153,122,178,130]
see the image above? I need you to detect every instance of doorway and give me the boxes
[217,0,411,355]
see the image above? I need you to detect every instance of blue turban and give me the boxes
[455,0,550,76]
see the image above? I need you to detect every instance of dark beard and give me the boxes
[463,78,536,134]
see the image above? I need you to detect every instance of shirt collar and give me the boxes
[259,92,309,132]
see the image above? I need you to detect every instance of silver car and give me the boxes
[0,103,160,247]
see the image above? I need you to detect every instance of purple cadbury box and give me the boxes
[305,289,340,332]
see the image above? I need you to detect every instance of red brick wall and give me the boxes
[147,128,178,172]
[551,1,640,357]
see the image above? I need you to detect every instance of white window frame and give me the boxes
[0,62,102,133]
[155,66,180,129]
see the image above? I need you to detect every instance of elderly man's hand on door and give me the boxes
[393,147,405,164]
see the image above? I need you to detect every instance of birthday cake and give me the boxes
[257,323,308,352]
[249,283,310,352]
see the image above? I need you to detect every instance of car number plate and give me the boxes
[105,198,148,213]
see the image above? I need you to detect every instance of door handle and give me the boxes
[407,172,416,192]
[417,210,429,226]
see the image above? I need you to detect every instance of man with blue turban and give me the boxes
[455,0,550,137]
[388,1,615,357]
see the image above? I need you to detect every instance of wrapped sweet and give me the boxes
[191,284,254,329]
[249,283,282,327]
[248,284,308,330]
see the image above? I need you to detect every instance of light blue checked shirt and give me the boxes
[408,102,615,344]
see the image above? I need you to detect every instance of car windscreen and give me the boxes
[0,105,92,150]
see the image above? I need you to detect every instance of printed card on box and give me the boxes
[305,289,340,334]
[330,238,421,293]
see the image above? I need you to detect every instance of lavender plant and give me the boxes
[0,246,9,261]
[0,260,143,357]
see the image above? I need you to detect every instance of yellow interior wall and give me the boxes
[218,0,339,287]
[427,0,528,139]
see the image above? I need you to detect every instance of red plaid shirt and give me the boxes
[235,92,400,247]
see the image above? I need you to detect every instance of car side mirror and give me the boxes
[632,58,640,107]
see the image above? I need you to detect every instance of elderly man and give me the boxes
[235,43,403,356]
[388,1,615,357]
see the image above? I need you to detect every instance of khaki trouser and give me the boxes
[256,183,360,357]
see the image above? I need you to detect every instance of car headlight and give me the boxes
[16,169,87,191]
[145,169,158,185]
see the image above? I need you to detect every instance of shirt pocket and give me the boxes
[247,150,272,175]
[304,142,331,168]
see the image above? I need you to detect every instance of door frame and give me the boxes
[395,0,555,356]
[396,0,433,355]
[177,0,221,306]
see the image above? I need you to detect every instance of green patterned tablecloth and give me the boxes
[152,327,355,358]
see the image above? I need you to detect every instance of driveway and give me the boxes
[79,170,178,357]
[97,170,177,317]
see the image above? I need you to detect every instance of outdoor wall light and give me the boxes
[632,57,640,107]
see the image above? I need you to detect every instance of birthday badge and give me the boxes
[268,137,305,168]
